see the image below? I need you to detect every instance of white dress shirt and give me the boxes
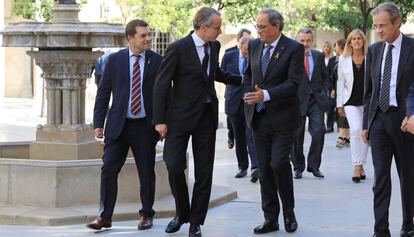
[380,32,402,107]
[192,32,210,75]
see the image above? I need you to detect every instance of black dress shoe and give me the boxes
[372,230,391,237]
[294,170,302,179]
[254,220,279,234]
[235,169,247,178]
[307,168,324,178]
[401,228,414,237]
[250,168,259,183]
[138,216,153,230]
[228,139,234,149]
[189,224,201,237]
[165,216,185,233]
[326,127,334,133]
[283,212,298,233]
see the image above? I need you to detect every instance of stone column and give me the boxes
[28,50,103,160]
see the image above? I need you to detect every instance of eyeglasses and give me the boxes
[255,24,271,30]
[371,24,388,30]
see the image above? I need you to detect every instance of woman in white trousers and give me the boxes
[336,29,369,183]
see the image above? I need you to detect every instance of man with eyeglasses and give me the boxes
[362,2,414,237]
[244,8,303,235]
[153,7,242,237]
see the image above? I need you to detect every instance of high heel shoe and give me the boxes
[352,165,362,183]
[360,166,366,180]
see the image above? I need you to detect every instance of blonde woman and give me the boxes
[336,29,369,183]
[322,41,333,66]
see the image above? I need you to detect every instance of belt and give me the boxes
[125,117,145,121]
[380,106,399,113]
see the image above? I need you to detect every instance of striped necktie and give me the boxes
[379,44,394,112]
[131,55,142,115]
[257,45,273,112]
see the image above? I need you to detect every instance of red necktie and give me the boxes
[131,55,142,115]
[304,53,310,79]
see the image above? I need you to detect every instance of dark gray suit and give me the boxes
[153,32,241,225]
[244,34,304,222]
[290,49,330,173]
[363,34,414,232]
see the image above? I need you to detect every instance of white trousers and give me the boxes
[344,105,369,166]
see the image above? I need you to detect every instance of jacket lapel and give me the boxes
[143,50,152,83]
[396,35,409,87]
[262,34,286,83]
[185,33,206,81]
[374,42,386,92]
[310,49,317,81]
[208,42,217,82]
[256,41,265,84]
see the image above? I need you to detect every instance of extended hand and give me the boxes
[244,85,264,104]
[155,124,168,141]
[337,107,346,117]
[401,116,408,132]
[94,128,104,139]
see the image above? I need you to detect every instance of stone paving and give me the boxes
[0,98,406,236]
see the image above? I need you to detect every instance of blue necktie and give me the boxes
[241,57,247,74]
[257,45,273,112]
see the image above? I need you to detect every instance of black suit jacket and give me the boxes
[225,45,238,53]
[244,34,304,130]
[93,48,162,141]
[297,49,330,115]
[327,56,337,91]
[363,34,414,133]
[153,33,241,131]
[221,49,248,115]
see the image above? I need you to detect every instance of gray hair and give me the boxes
[238,35,254,48]
[193,7,221,30]
[297,28,313,39]
[259,8,284,31]
[371,2,401,24]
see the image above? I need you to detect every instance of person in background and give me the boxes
[336,29,369,183]
[92,48,113,86]
[225,28,252,149]
[222,35,259,182]
[332,39,351,148]
[323,41,336,133]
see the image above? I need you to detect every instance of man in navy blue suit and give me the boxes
[87,19,162,231]
[221,35,259,182]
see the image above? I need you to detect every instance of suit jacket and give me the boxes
[363,34,414,132]
[336,55,357,107]
[297,49,330,115]
[327,56,337,91]
[408,82,414,117]
[244,34,304,130]
[225,45,238,53]
[222,49,248,115]
[93,48,162,141]
[153,33,241,131]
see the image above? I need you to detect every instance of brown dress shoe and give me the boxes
[138,216,153,230]
[86,217,112,230]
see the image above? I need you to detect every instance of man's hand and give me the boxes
[361,130,368,144]
[401,116,408,132]
[244,85,264,104]
[155,124,168,141]
[94,128,104,139]
[407,115,414,135]
[337,107,346,117]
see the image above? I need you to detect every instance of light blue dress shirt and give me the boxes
[306,50,314,80]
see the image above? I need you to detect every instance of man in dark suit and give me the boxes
[221,35,259,182]
[87,19,162,231]
[224,28,251,150]
[361,2,414,237]
[243,8,303,235]
[153,7,241,237]
[326,47,338,133]
[290,28,330,179]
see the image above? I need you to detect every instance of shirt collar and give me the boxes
[264,34,282,49]
[129,47,145,58]
[386,32,402,50]
[306,49,313,57]
[192,32,206,47]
